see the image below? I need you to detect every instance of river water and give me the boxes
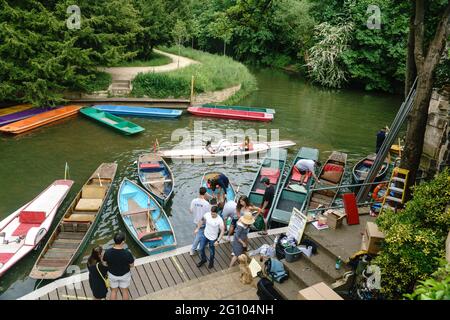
[0,68,401,299]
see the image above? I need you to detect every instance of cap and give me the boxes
[261,177,270,184]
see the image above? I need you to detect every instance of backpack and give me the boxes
[265,258,289,283]
[256,277,285,300]
[275,234,287,260]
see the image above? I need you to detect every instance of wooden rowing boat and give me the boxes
[269,147,319,226]
[0,180,74,277]
[247,149,287,231]
[138,153,174,206]
[202,104,276,114]
[118,179,176,255]
[0,106,81,134]
[352,153,389,186]
[187,106,273,122]
[80,107,145,135]
[29,164,117,280]
[306,151,347,221]
[158,139,296,161]
[94,105,183,118]
[0,104,32,117]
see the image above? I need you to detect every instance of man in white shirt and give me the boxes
[190,187,211,256]
[295,159,321,184]
[195,206,225,269]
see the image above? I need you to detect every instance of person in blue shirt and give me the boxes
[376,126,389,153]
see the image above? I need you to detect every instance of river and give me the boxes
[0,68,402,299]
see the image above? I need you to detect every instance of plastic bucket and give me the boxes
[284,246,302,263]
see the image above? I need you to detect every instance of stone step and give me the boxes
[112,79,131,84]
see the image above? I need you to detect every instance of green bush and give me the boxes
[131,46,257,102]
[372,169,450,299]
[405,260,450,300]
[82,72,112,93]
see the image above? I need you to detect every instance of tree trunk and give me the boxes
[401,2,450,199]
[405,4,417,98]
[224,40,226,56]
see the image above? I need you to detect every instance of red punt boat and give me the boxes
[187,106,273,122]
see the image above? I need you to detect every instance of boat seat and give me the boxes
[81,185,106,199]
[63,212,96,223]
[0,253,14,264]
[363,160,374,166]
[75,198,103,212]
[19,211,46,224]
[140,163,163,171]
[12,223,40,237]
[260,167,280,184]
[255,188,265,194]
[291,167,312,183]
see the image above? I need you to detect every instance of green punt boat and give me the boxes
[269,147,319,226]
[202,104,276,114]
[247,148,287,231]
[80,107,145,135]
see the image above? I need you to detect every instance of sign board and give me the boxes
[287,207,308,244]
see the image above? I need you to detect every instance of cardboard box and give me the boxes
[364,222,385,254]
[326,210,346,229]
[297,282,343,300]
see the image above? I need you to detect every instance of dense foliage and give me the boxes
[132,46,256,103]
[372,169,450,299]
[405,260,450,300]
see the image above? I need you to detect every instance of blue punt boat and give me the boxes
[200,172,236,205]
[93,105,182,118]
[118,178,177,255]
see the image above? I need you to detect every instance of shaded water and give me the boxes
[0,68,402,299]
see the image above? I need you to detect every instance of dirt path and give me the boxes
[100,49,199,81]
[193,84,242,105]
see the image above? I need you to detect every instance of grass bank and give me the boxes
[82,71,112,92]
[112,52,171,67]
[131,46,257,104]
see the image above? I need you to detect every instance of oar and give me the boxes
[146,198,151,233]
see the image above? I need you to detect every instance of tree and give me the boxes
[208,12,233,55]
[401,0,450,197]
[171,19,188,67]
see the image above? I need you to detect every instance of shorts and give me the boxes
[261,208,269,219]
[231,217,239,227]
[108,271,131,289]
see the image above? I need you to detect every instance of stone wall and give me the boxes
[420,86,450,177]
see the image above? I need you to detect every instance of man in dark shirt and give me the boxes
[258,177,275,235]
[103,232,135,300]
[376,127,389,153]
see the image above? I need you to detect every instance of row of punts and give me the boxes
[0,103,278,135]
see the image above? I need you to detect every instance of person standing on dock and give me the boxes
[190,187,211,256]
[222,199,238,240]
[257,177,275,235]
[294,159,321,184]
[229,211,255,267]
[87,246,108,300]
[103,232,135,300]
[196,205,225,269]
[376,126,389,153]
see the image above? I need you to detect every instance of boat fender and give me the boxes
[24,227,47,246]
[372,184,387,202]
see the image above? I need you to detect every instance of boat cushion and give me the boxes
[19,211,46,224]
[291,167,312,183]
[321,170,343,184]
[12,223,40,236]
[260,168,280,184]
[140,163,163,171]
[363,160,373,166]
[63,213,96,223]
[75,198,103,212]
[0,253,14,264]
[81,185,106,199]
[255,188,266,194]
[324,164,344,172]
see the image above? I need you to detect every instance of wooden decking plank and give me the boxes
[130,267,147,297]
[65,284,78,300]
[57,286,68,300]
[74,278,86,300]
[126,273,139,300]
[39,293,50,300]
[149,261,169,289]
[81,280,93,299]
[164,257,186,284]
[214,244,230,270]
[184,252,209,277]
[48,288,59,300]
[142,262,162,291]
[156,259,176,287]
[135,265,155,294]
[176,253,198,280]
[180,253,203,278]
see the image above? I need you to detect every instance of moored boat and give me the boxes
[0,106,81,134]
[93,105,182,119]
[138,153,174,206]
[0,104,32,117]
[269,147,319,226]
[200,171,236,204]
[29,164,117,280]
[158,139,296,161]
[80,107,145,135]
[247,148,287,231]
[187,106,273,122]
[352,153,389,186]
[0,180,74,277]
[201,104,276,114]
[117,179,176,255]
[305,151,348,221]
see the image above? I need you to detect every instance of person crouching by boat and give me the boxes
[208,173,230,207]
[190,187,211,256]
[87,246,108,300]
[257,177,275,235]
[229,211,255,267]
[196,205,225,269]
[103,232,135,300]
[294,159,321,184]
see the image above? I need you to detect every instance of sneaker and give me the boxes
[208,261,214,269]
[197,260,207,268]
[190,249,196,256]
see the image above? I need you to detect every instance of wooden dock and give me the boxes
[19,229,285,300]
